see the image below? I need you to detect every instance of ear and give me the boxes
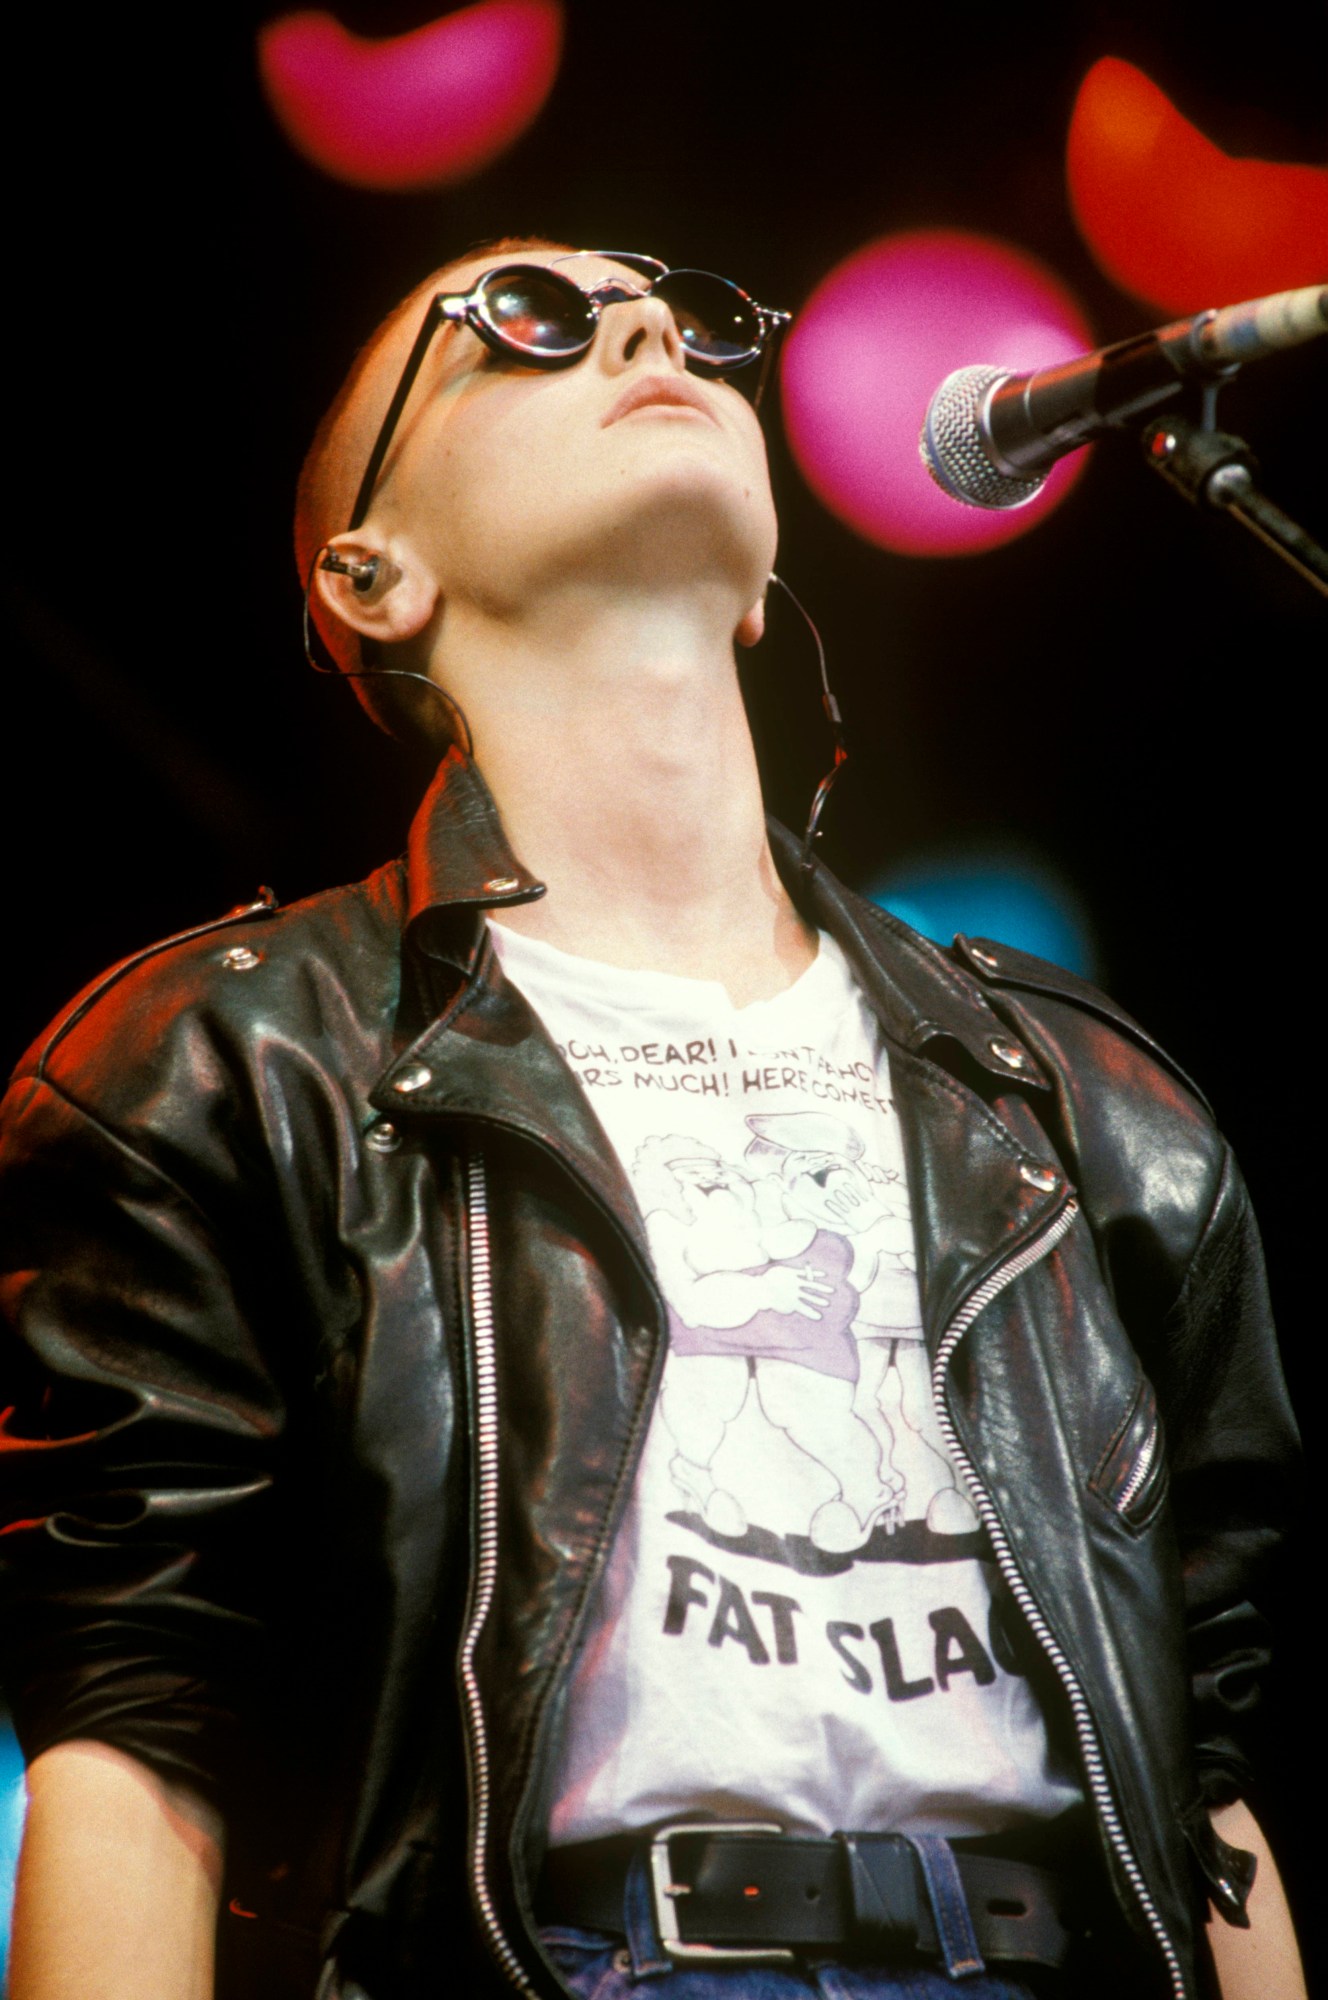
[314,532,439,647]
[735,593,766,649]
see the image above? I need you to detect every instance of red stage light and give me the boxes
[257,2,563,191]
[1068,57,1328,315]
[781,230,1093,558]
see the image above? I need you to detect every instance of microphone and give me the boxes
[920,284,1327,510]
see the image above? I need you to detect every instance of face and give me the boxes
[779,1151,885,1233]
[671,1157,756,1209]
[357,249,779,624]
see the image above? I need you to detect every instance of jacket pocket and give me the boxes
[1088,1374,1168,1531]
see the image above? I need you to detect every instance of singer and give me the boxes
[0,242,1303,2000]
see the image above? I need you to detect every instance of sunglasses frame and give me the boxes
[343,251,791,533]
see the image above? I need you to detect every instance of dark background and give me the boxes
[4,0,1324,1980]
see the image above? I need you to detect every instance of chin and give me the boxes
[622,457,776,574]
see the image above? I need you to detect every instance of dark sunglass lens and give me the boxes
[480,268,595,356]
[655,271,760,365]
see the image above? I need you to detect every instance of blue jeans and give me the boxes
[539,1928,1047,2000]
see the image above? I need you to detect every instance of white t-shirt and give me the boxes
[488,922,1081,1843]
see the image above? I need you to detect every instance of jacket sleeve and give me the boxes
[1156,1140,1300,1808]
[0,1061,289,1808]
[957,938,1303,1811]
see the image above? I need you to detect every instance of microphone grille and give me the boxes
[920,366,1045,510]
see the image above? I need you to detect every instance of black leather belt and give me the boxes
[539,1823,1076,1970]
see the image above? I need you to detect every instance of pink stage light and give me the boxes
[781,231,1095,557]
[257,2,563,191]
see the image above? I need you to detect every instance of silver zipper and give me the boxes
[1118,1417,1160,1517]
[459,1148,540,1997]
[929,1198,1189,2000]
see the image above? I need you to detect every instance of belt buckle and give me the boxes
[648,1820,796,1965]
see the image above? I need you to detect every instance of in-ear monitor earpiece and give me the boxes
[321,551,381,594]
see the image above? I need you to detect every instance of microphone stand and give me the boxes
[1141,412,1328,599]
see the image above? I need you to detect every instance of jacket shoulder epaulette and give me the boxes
[950,931,1214,1117]
[13,856,421,1101]
[15,888,284,1088]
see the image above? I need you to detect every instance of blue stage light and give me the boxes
[866,855,1097,978]
[0,1708,25,1988]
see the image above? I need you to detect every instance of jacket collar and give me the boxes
[398,749,1046,1091]
[383,752,650,1275]
[764,828,1064,1343]
[404,747,546,951]
[766,823,1049,1094]
[377,752,1067,1342]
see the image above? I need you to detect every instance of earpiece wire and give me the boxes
[303,548,475,757]
[303,554,833,825]
[767,571,848,870]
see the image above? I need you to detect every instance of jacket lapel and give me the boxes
[372,762,1069,1350]
[369,751,651,1264]
[883,1041,1068,1350]
[372,926,652,1270]
[775,830,1070,1352]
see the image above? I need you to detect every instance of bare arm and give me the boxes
[8,1740,223,2000]
[1207,1801,1305,2000]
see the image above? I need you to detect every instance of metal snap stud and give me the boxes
[483,875,520,895]
[612,1949,632,1975]
[988,1038,1028,1071]
[970,945,999,971]
[1020,1162,1059,1192]
[222,946,262,972]
[393,1065,433,1095]
[365,1121,402,1153]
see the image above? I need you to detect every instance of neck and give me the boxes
[431,584,817,1005]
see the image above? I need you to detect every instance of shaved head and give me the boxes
[295,235,572,736]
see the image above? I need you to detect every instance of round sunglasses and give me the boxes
[461,253,788,372]
[342,251,791,532]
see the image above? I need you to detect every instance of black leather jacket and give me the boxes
[0,753,1299,2000]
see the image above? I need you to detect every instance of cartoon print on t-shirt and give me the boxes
[491,930,1082,1844]
[745,1112,978,1542]
[635,1132,897,1554]
[636,1112,978,1565]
